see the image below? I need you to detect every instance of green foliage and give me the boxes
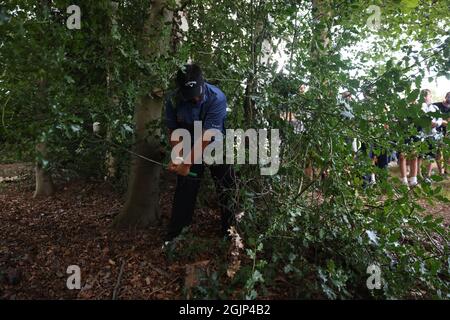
[187,0,450,299]
[1,0,449,299]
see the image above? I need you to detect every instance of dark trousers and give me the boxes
[168,164,236,239]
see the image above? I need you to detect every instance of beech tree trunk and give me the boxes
[105,1,119,180]
[113,0,174,228]
[33,142,54,198]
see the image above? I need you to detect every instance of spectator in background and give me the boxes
[359,88,394,186]
[340,91,355,120]
[433,91,450,176]
[420,89,446,183]
[340,91,359,153]
[398,98,421,187]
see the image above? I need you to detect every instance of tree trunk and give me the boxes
[105,1,119,180]
[112,96,163,227]
[243,76,255,125]
[243,5,268,126]
[105,128,117,179]
[113,0,173,229]
[33,142,54,198]
[32,0,54,199]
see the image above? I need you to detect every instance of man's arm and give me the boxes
[165,97,189,174]
[169,97,227,176]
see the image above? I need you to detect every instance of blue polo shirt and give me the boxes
[165,82,227,134]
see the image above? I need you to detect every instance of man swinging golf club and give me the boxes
[165,64,236,241]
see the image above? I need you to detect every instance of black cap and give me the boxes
[176,64,204,101]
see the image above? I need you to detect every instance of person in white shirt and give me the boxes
[433,92,450,175]
[398,101,420,188]
[420,89,447,182]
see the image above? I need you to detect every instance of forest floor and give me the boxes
[0,163,239,299]
[0,162,448,299]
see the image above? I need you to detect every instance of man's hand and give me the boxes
[168,161,192,176]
